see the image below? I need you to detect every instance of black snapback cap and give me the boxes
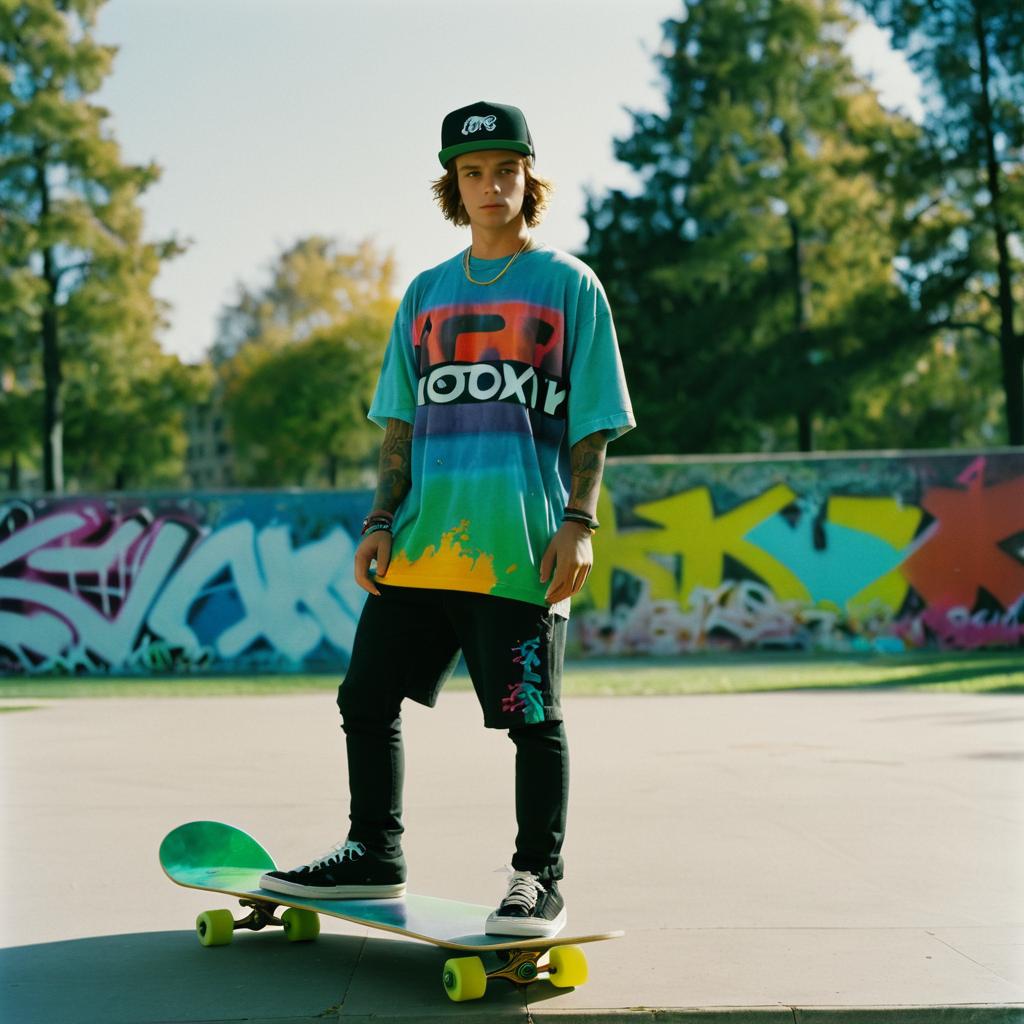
[438,100,534,167]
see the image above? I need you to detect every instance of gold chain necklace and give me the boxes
[462,238,532,286]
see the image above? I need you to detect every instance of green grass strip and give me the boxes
[0,651,1019,700]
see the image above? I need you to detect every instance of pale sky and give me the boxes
[93,0,924,365]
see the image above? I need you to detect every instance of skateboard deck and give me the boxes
[160,821,622,1001]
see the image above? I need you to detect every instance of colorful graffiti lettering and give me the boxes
[502,680,546,722]
[0,493,369,675]
[1,452,1021,676]
[579,452,1023,655]
[900,457,1024,610]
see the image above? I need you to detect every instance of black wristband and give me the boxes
[562,511,599,532]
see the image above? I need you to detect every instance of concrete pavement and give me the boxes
[1,686,1022,1022]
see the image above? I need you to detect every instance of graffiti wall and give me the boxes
[583,451,1024,656]
[1,450,1021,676]
[0,491,371,676]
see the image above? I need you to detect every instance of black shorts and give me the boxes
[340,583,566,729]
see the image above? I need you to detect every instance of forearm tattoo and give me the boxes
[371,418,413,513]
[569,431,608,516]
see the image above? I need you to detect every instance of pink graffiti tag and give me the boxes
[0,501,199,671]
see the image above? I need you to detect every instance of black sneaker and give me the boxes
[485,870,567,937]
[260,840,406,899]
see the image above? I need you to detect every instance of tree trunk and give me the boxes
[797,411,813,453]
[41,274,63,493]
[780,123,814,452]
[787,215,814,452]
[973,0,1023,444]
[35,148,64,492]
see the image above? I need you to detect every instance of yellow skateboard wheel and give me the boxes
[442,955,487,1001]
[548,945,587,988]
[282,908,320,942]
[196,909,234,947]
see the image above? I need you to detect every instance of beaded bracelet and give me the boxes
[362,522,393,538]
[361,510,394,535]
[361,520,393,536]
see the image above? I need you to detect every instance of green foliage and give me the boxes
[0,0,189,491]
[859,0,1024,444]
[211,236,397,364]
[225,320,386,487]
[215,236,398,487]
[64,347,211,489]
[582,0,1007,453]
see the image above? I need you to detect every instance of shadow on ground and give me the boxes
[0,930,528,1022]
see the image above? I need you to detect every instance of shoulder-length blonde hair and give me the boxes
[431,158,554,227]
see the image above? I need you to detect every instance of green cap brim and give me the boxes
[438,139,533,167]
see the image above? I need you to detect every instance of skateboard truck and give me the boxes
[195,899,321,946]
[235,899,282,932]
[442,944,588,1000]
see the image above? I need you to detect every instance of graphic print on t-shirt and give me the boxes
[385,518,499,595]
[385,300,569,596]
[369,245,635,607]
[413,301,568,429]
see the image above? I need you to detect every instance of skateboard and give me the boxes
[160,821,623,1002]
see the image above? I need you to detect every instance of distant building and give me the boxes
[184,385,235,489]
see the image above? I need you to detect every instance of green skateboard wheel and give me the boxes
[196,909,234,947]
[282,908,320,942]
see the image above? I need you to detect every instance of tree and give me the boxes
[225,320,386,487]
[859,0,1024,444]
[582,0,935,454]
[63,342,210,490]
[214,235,398,486]
[211,236,397,364]
[0,0,185,491]
[816,329,1003,449]
[0,255,40,488]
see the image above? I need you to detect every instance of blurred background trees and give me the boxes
[1,0,1020,494]
[582,0,1021,453]
[860,0,1024,444]
[212,236,397,488]
[0,0,190,491]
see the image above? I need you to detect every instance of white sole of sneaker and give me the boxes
[258,874,406,900]
[483,907,567,938]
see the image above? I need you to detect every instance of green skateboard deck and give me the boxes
[160,820,622,1002]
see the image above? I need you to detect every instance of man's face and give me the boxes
[454,150,527,229]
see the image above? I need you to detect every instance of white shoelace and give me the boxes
[298,840,365,872]
[501,870,546,912]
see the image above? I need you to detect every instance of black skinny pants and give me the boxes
[336,685,569,882]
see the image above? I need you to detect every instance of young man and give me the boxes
[260,101,633,938]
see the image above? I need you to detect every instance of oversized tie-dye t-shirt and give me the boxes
[369,242,634,610]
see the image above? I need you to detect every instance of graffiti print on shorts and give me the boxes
[502,635,546,724]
